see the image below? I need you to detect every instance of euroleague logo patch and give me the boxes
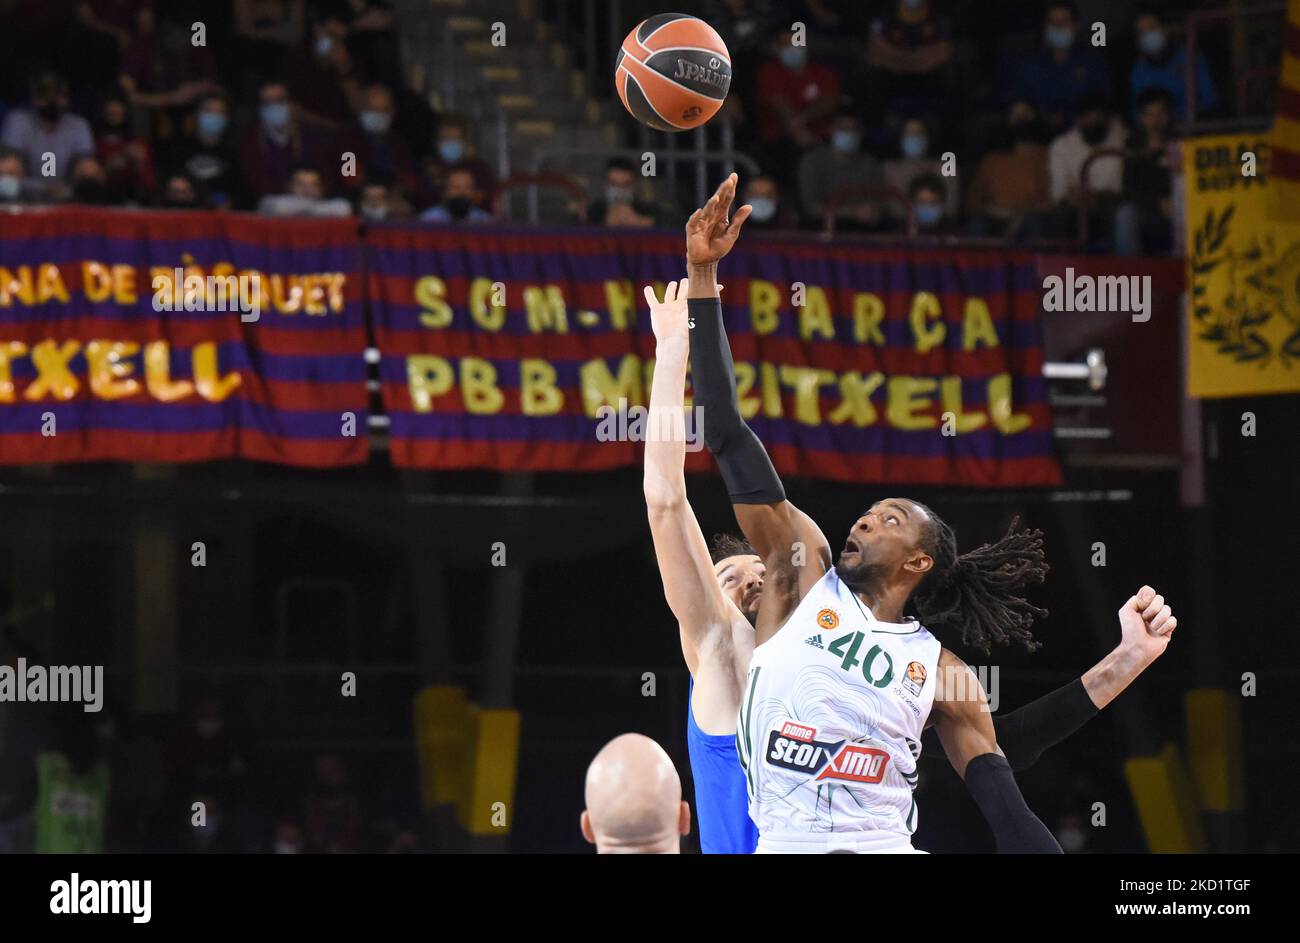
[816,608,840,631]
[903,660,928,697]
[765,722,891,784]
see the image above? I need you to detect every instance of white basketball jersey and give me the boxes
[737,567,942,845]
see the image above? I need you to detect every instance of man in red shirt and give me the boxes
[754,33,842,190]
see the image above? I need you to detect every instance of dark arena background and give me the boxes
[0,0,1297,914]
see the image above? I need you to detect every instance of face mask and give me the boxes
[37,102,63,122]
[273,840,301,854]
[197,111,228,138]
[361,202,388,221]
[605,185,634,205]
[359,110,391,135]
[316,35,334,57]
[261,102,290,130]
[901,133,928,158]
[444,196,472,220]
[914,203,942,227]
[1138,30,1166,57]
[747,196,776,222]
[831,130,859,153]
[196,719,223,739]
[1044,25,1075,51]
[437,139,465,162]
[779,46,807,70]
[0,175,20,199]
[1080,121,1108,146]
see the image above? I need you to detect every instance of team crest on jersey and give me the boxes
[765,721,891,784]
[903,660,928,697]
[816,608,840,631]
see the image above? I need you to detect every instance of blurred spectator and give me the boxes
[68,154,115,205]
[966,100,1053,238]
[283,12,365,126]
[424,114,495,205]
[1115,88,1175,255]
[1000,1,1108,135]
[159,171,207,209]
[176,793,245,853]
[0,72,94,183]
[237,80,334,201]
[68,2,135,89]
[347,82,420,197]
[908,172,957,235]
[587,157,658,228]
[797,111,883,228]
[864,0,954,119]
[165,697,249,811]
[420,165,492,223]
[234,0,307,90]
[882,115,955,224]
[259,164,353,217]
[304,753,361,853]
[34,704,110,854]
[118,5,221,112]
[94,94,155,204]
[0,147,50,205]
[755,33,842,185]
[337,0,402,89]
[1130,5,1217,123]
[159,93,244,209]
[741,173,799,230]
[272,819,306,854]
[356,174,412,222]
[1048,94,1127,240]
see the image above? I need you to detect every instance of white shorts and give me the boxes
[756,831,928,854]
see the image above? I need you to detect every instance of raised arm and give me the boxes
[685,174,833,641]
[993,585,1178,771]
[931,647,1062,853]
[643,278,733,674]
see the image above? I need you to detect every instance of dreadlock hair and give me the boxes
[709,533,756,564]
[907,508,1049,653]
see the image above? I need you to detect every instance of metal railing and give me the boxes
[492,172,589,223]
[528,143,762,222]
[822,184,915,238]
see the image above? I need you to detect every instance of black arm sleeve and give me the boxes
[687,296,786,504]
[964,753,1063,853]
[993,677,1099,772]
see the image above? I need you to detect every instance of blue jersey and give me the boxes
[686,677,758,854]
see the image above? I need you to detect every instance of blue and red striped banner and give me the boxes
[0,208,368,466]
[367,225,1061,487]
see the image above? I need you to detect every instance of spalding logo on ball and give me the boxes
[614,13,731,132]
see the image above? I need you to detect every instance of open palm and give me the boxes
[686,173,751,267]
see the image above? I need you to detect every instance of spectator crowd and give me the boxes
[0,2,1233,254]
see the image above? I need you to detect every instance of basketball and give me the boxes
[614,13,731,132]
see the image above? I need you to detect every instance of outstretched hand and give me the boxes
[686,173,751,268]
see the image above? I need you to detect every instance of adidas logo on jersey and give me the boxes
[804,635,824,649]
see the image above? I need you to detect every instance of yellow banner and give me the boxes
[1185,133,1300,397]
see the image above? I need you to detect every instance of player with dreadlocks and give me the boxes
[680,175,1178,853]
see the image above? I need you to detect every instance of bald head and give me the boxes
[581,733,689,853]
